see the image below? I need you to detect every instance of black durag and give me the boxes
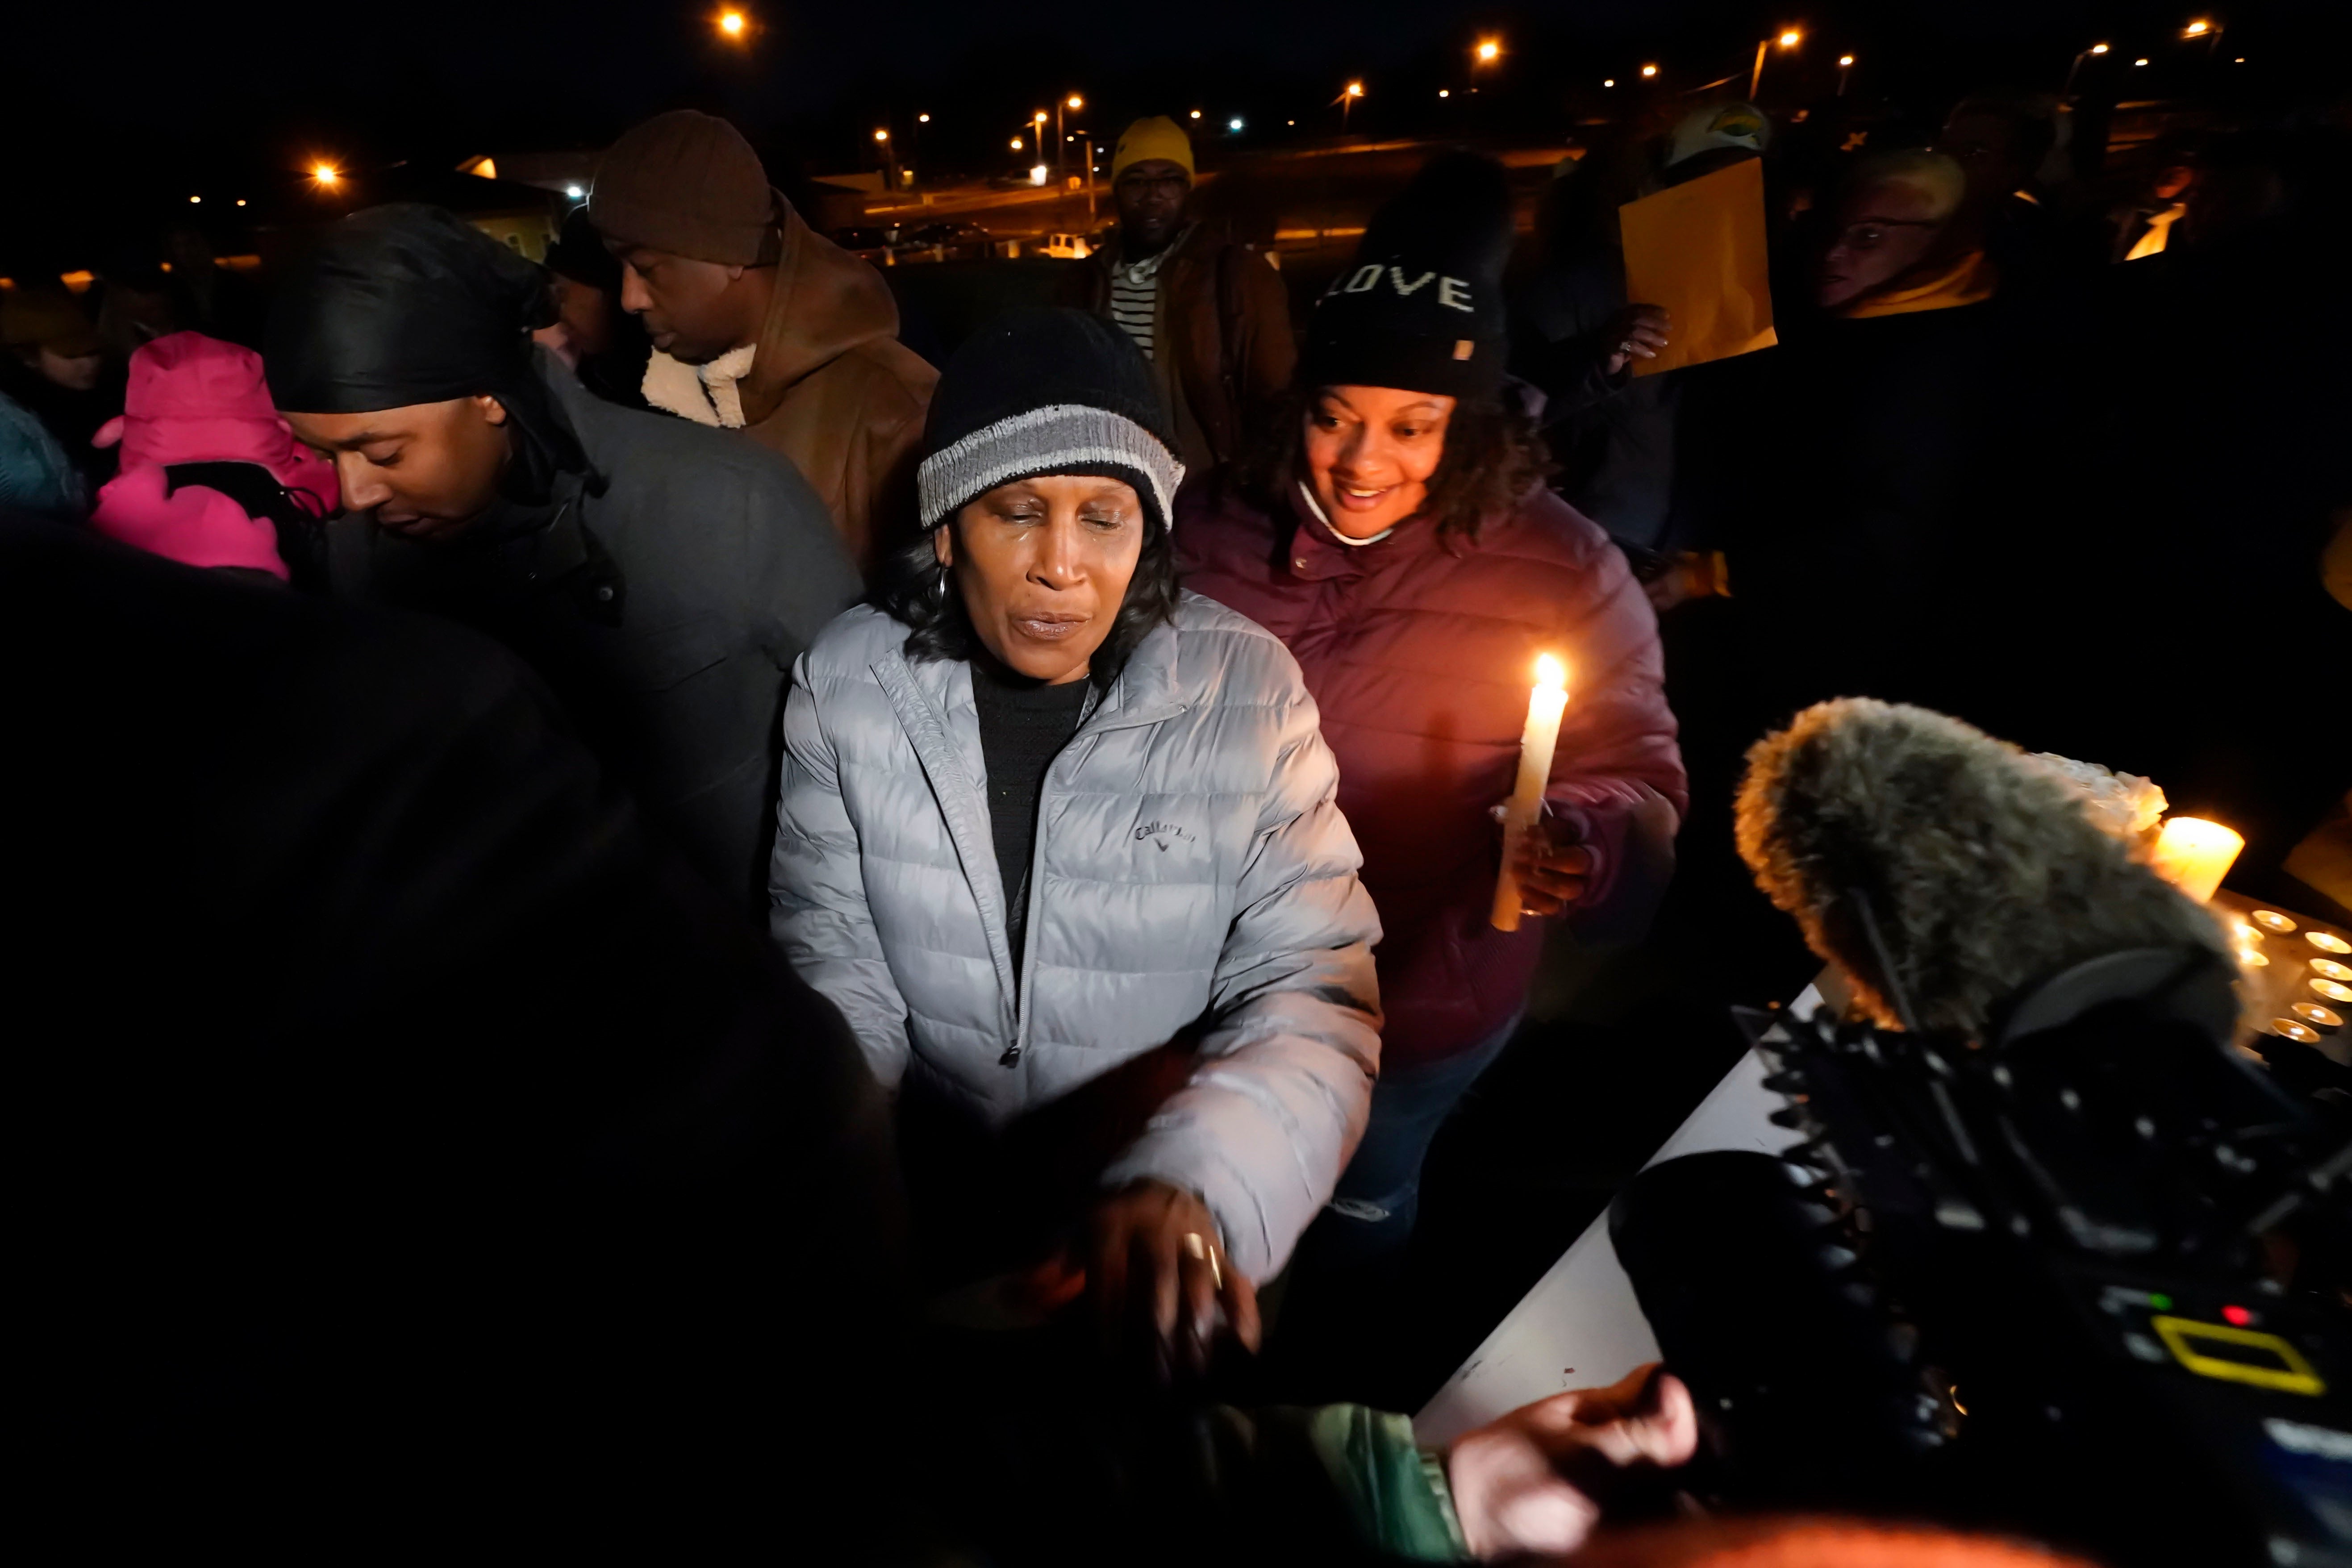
[264,203,586,503]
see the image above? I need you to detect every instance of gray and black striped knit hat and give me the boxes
[916,308,1184,533]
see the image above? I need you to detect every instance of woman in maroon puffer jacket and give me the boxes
[1176,155,1686,1380]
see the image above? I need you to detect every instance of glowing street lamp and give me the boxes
[1837,53,1854,94]
[874,129,889,143]
[1752,27,1801,98]
[1475,38,1500,65]
[312,163,340,187]
[1640,63,1658,78]
[717,9,746,40]
[917,113,930,123]
[189,194,202,204]
[2185,18,2210,36]
[1056,96,1084,184]
[1337,79,1364,130]
[1602,78,1616,88]
[2064,41,2110,94]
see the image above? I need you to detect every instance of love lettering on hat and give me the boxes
[1327,263,1479,313]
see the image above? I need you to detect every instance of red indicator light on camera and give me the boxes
[2222,1305,2255,1327]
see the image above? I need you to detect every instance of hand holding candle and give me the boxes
[1493,654,1571,932]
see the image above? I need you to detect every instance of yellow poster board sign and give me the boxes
[1619,158,1778,376]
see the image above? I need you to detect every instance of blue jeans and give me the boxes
[1314,1010,1523,1267]
[1269,1013,1522,1399]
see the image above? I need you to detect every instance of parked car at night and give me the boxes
[1041,232,1092,259]
[893,221,992,262]
[833,225,898,264]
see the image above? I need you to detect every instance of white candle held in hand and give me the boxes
[1492,653,1570,932]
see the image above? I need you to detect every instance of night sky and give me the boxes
[5,0,2345,266]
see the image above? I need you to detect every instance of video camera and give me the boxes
[1613,946,2352,1566]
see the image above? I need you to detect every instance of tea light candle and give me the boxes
[2273,1019,2323,1045]
[2307,931,2352,955]
[2292,1003,2344,1035]
[2251,910,2298,937]
[2240,950,2271,968]
[2148,816,2243,903]
[2313,959,2352,983]
[1492,653,1570,933]
[2314,979,2352,1006]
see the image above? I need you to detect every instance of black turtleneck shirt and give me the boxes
[972,661,1091,976]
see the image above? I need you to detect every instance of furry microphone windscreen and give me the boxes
[1734,699,2228,1037]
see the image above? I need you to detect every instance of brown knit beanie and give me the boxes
[590,110,781,266]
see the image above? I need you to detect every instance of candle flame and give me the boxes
[1535,653,1567,692]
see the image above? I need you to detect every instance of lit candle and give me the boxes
[2314,979,2352,1006]
[2307,931,2352,955]
[2251,910,2298,936]
[2273,1019,2323,1046]
[1491,653,1570,933]
[2312,959,2352,983]
[2240,950,2271,969]
[2292,1003,2344,1035]
[2147,816,2243,903]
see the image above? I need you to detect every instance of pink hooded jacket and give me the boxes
[88,333,337,579]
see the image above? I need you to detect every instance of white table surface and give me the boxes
[1413,984,1820,1445]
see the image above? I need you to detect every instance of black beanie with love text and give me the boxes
[1300,151,1515,401]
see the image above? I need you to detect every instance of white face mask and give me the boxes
[1297,480,1395,547]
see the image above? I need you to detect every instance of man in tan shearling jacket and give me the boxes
[592,109,936,575]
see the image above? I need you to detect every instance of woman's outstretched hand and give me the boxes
[1084,1178,1261,1381]
[1447,1364,1699,1560]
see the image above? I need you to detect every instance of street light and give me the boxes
[1439,88,1450,98]
[1229,117,1243,132]
[917,113,930,123]
[1475,38,1500,65]
[1603,78,1616,88]
[189,194,201,204]
[2134,57,2150,66]
[2064,41,2110,94]
[1640,63,1658,78]
[717,9,746,39]
[1837,53,1854,94]
[1752,27,1801,98]
[874,129,889,142]
[1189,109,1202,120]
[1337,79,1364,130]
[2185,19,2209,36]
[312,163,339,187]
[1057,96,1084,185]
[565,184,585,199]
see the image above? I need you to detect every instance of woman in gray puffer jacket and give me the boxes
[769,310,1381,1368]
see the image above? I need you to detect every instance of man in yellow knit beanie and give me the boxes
[1069,116,1293,473]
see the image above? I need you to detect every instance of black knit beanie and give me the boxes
[917,308,1184,533]
[1300,151,1516,400]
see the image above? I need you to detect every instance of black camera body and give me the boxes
[1613,948,2352,1566]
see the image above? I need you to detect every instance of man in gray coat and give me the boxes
[267,204,859,914]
